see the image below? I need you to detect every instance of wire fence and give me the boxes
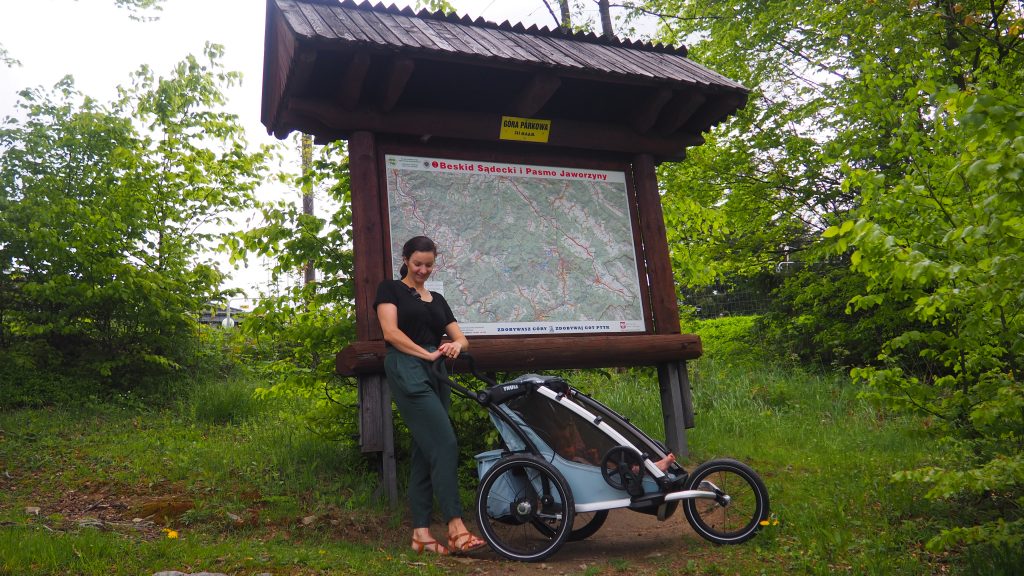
[682,288,776,320]
[692,297,772,319]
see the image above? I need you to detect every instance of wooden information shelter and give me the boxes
[262,0,748,502]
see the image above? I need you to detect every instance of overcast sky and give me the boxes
[0,0,651,297]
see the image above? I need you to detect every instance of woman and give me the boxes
[373,236,485,556]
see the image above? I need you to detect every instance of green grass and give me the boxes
[0,317,985,575]
[0,372,410,576]
[0,525,450,576]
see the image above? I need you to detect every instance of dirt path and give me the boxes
[426,508,712,575]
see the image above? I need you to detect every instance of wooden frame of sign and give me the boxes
[339,132,697,503]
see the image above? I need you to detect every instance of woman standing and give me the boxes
[373,236,485,556]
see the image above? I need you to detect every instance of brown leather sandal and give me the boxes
[411,537,449,555]
[447,531,486,554]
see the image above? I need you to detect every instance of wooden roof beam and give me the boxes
[630,86,673,134]
[285,97,702,160]
[657,91,707,135]
[512,72,561,117]
[336,51,370,110]
[379,56,415,113]
[337,334,703,375]
[288,46,318,103]
[683,92,746,134]
[262,8,297,131]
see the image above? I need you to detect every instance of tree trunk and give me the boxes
[301,133,315,285]
[598,0,613,38]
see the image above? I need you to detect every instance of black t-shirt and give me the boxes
[373,279,457,349]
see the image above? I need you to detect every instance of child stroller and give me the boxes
[433,355,770,562]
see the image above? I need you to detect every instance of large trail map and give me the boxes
[385,154,646,336]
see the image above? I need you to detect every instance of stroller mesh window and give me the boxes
[506,391,618,467]
[573,393,669,459]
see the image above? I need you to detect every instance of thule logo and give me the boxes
[502,385,519,392]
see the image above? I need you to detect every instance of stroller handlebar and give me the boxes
[430,353,494,405]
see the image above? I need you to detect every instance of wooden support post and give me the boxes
[349,130,398,504]
[357,373,398,504]
[656,361,690,458]
[632,154,681,335]
[349,131,386,342]
[679,360,696,429]
[382,388,397,505]
[357,373,386,452]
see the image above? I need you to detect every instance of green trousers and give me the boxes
[384,347,463,527]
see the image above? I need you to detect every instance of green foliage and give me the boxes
[820,1,1023,559]
[0,45,19,68]
[414,0,456,14]
[0,44,268,396]
[109,0,163,21]
[756,265,923,369]
[189,372,261,425]
[223,138,359,441]
[644,0,853,289]
[638,0,1024,556]
[682,315,762,366]
[641,0,878,367]
[0,347,100,409]
[835,77,1024,556]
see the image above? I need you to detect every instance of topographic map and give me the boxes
[385,154,646,336]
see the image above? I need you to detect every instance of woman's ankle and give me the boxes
[447,518,469,537]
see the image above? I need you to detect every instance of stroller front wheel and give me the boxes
[476,454,575,562]
[683,458,770,545]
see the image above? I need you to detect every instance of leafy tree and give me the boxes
[641,0,854,288]
[0,44,268,395]
[416,0,456,14]
[636,0,1023,561]
[109,0,164,21]
[830,45,1023,562]
[0,46,18,68]
[223,139,357,436]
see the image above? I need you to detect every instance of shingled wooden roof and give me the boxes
[262,0,749,160]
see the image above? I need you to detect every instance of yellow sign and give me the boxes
[499,116,551,143]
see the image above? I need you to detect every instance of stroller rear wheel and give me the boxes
[568,509,608,541]
[683,458,769,545]
[475,454,575,562]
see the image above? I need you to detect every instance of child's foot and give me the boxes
[654,453,676,472]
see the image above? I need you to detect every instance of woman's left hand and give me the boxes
[438,341,461,359]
